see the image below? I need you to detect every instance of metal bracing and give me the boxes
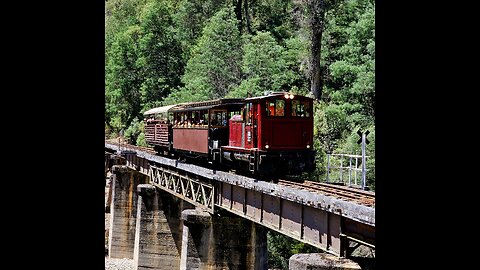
[105,152,125,176]
[149,164,214,213]
[105,153,111,174]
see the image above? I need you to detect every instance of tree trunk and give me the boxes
[235,0,243,32]
[308,0,326,100]
[244,0,253,34]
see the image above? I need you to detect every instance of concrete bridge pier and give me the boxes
[105,154,126,184]
[105,155,127,212]
[108,165,149,259]
[180,209,268,270]
[134,184,194,270]
[289,253,361,270]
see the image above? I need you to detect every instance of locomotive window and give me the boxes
[291,100,311,117]
[266,99,285,117]
[229,110,241,119]
[275,100,285,116]
[245,103,252,125]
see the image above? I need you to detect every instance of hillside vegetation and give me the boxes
[105,0,375,188]
[105,0,374,267]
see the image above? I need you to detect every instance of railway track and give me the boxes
[106,140,375,208]
[105,139,157,154]
[277,179,375,208]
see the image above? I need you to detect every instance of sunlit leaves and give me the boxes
[173,7,242,101]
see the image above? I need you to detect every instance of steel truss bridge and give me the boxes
[105,142,375,257]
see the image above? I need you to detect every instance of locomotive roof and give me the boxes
[143,104,177,116]
[170,98,244,112]
[245,91,313,101]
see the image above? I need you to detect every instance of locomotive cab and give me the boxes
[224,92,315,176]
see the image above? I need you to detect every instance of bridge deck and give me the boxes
[105,142,374,226]
[105,142,375,256]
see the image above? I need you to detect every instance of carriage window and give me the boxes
[210,112,217,125]
[266,99,285,117]
[220,111,227,126]
[173,112,186,126]
[291,100,311,117]
[210,111,227,126]
[202,111,209,126]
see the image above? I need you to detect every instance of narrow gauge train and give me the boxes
[143,92,315,177]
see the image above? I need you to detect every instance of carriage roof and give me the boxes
[143,104,177,116]
[170,98,244,112]
[245,91,313,101]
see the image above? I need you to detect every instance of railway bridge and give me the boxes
[105,141,375,270]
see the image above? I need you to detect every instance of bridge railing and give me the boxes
[326,153,369,190]
[149,164,215,213]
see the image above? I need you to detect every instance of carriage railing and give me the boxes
[326,153,369,190]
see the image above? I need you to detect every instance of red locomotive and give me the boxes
[143,92,315,176]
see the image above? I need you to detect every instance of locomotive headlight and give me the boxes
[306,144,310,149]
[284,93,289,99]
[265,144,269,149]
[289,94,294,99]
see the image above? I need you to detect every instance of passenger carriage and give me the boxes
[169,98,244,160]
[143,104,176,154]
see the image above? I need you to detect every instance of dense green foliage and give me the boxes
[165,7,242,103]
[105,0,374,267]
[312,0,375,187]
[267,230,321,269]
[105,0,375,186]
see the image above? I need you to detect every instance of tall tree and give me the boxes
[307,0,327,100]
[105,26,142,131]
[136,0,184,110]
[246,0,295,39]
[105,0,145,49]
[166,7,242,103]
[310,0,375,187]
[105,0,145,132]
[228,31,307,98]
[328,0,375,122]
[173,0,228,59]
[319,0,375,127]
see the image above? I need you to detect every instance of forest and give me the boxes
[105,0,374,267]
